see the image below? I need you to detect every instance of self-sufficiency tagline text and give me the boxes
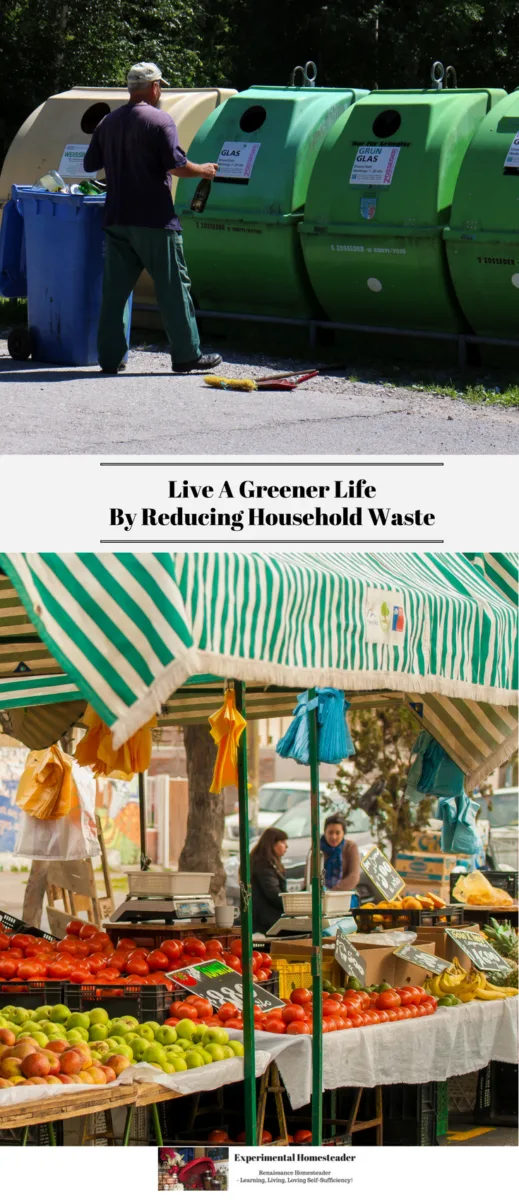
[109,477,435,534]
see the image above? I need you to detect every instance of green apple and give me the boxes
[127,1036,150,1057]
[67,1028,90,1046]
[20,1022,41,1035]
[110,1020,136,1039]
[89,1023,109,1042]
[173,1058,187,1072]
[33,1006,53,1022]
[86,1008,109,1027]
[175,1019,197,1040]
[191,1025,208,1043]
[11,1008,30,1025]
[142,1045,167,1066]
[206,1044,225,1062]
[185,1051,205,1069]
[228,1041,244,1057]
[204,1028,229,1046]
[66,1013,90,1031]
[89,1040,110,1054]
[145,1021,161,1033]
[176,1038,194,1052]
[109,1035,129,1047]
[160,1061,177,1075]
[116,1043,134,1061]
[90,1050,102,1061]
[49,1004,71,1024]
[221,1046,234,1059]
[155,1027,177,1046]
[136,1023,156,1041]
[165,1045,184,1058]
[106,1037,124,1050]
[31,1031,49,1048]
[40,1023,62,1038]
[200,1048,213,1065]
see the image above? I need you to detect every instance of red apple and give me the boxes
[59,1049,83,1075]
[99,1065,116,1083]
[0,1030,15,1048]
[46,1040,70,1054]
[21,1052,51,1078]
[105,1054,130,1077]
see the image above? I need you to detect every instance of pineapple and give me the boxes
[483,918,518,962]
[487,957,518,988]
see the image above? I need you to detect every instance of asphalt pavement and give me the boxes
[2,342,519,454]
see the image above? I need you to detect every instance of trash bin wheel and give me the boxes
[7,325,33,360]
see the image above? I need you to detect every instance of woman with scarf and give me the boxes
[319,813,361,891]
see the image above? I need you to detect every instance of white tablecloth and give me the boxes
[245,997,519,1110]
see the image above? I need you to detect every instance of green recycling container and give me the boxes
[445,91,519,340]
[176,85,368,319]
[300,88,505,333]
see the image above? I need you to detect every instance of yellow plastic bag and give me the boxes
[74,704,156,780]
[16,745,78,820]
[453,869,514,907]
[209,688,247,793]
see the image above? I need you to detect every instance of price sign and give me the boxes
[361,846,405,902]
[447,929,511,974]
[393,945,452,974]
[334,930,367,984]
[166,958,285,1013]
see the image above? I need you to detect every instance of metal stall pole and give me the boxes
[235,680,257,1145]
[308,687,323,1145]
[138,771,151,871]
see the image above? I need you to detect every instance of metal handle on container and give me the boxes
[290,60,318,87]
[431,61,445,89]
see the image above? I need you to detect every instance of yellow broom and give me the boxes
[204,370,319,391]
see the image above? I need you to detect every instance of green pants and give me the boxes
[98,225,201,370]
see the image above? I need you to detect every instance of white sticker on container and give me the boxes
[350,145,400,186]
[58,144,97,178]
[504,131,519,169]
[365,587,406,644]
[217,141,261,179]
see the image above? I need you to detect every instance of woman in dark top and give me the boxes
[250,826,288,935]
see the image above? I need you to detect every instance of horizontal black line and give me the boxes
[100,461,444,467]
[100,539,444,544]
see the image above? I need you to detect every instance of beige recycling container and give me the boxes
[0,85,235,326]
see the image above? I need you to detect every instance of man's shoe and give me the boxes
[173,353,222,373]
[100,362,127,374]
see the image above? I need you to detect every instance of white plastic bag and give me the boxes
[348,930,417,947]
[14,763,100,860]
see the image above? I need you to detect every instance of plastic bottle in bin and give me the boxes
[190,178,212,212]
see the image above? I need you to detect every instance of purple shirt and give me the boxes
[83,102,187,231]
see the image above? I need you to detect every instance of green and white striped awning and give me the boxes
[0,552,516,785]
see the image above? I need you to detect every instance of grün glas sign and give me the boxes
[166,959,284,1013]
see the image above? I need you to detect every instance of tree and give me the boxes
[178,723,226,902]
[330,705,435,864]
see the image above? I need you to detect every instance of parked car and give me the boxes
[223,780,328,854]
[476,787,518,871]
[224,795,376,905]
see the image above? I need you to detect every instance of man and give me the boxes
[83,62,222,375]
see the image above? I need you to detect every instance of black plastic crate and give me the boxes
[383,1082,439,1146]
[475,1062,518,1126]
[64,980,173,1022]
[0,910,58,942]
[483,871,518,900]
[0,979,64,1008]
[353,905,465,934]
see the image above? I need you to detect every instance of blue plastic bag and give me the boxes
[276,689,355,766]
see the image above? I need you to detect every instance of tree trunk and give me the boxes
[179,724,226,904]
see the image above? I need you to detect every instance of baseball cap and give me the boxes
[127,62,170,88]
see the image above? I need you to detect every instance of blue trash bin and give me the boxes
[0,197,27,298]
[10,186,132,366]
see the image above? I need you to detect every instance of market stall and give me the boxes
[0,551,517,1145]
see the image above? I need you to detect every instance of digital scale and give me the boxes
[109,870,216,926]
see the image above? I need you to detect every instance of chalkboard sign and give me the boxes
[393,945,453,975]
[166,958,285,1013]
[334,930,367,984]
[447,929,511,974]
[361,846,405,902]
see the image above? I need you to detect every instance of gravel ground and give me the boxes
[2,338,519,454]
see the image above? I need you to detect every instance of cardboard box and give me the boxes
[402,877,452,902]
[415,924,481,972]
[345,938,436,987]
[412,830,443,854]
[395,851,457,884]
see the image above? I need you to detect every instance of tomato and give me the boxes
[207,1131,229,1145]
[96,969,121,982]
[48,961,72,979]
[260,953,273,968]
[107,951,127,972]
[124,974,144,986]
[204,939,224,955]
[169,1000,188,1016]
[322,1000,341,1015]
[218,1003,239,1022]
[398,1006,412,1020]
[65,919,84,937]
[280,1004,306,1024]
[222,953,241,971]
[263,1019,286,1034]
[174,1002,199,1020]
[224,1018,244,1029]
[164,1017,179,1027]
[428,996,438,1010]
[229,938,242,957]
[350,1014,364,1028]
[397,987,421,1006]
[325,1017,338,1031]
[70,966,93,984]
[286,1021,311,1035]
[85,954,109,974]
[79,923,99,940]
[117,938,137,951]
[126,958,149,977]
[10,934,33,951]
[334,1016,346,1030]
[192,997,213,1019]
[386,1010,399,1022]
[183,938,206,956]
[160,939,183,961]
[377,1010,390,1023]
[375,989,401,1010]
[0,934,10,951]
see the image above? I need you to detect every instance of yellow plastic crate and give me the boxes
[273,954,340,999]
